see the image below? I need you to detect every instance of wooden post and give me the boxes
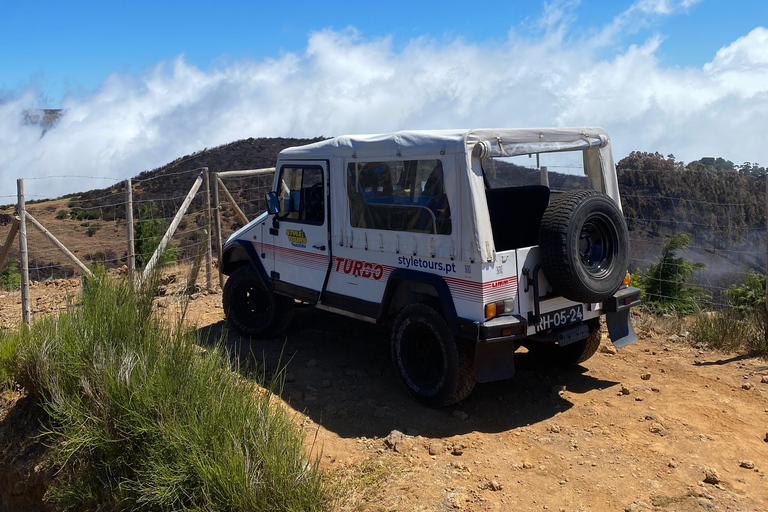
[217,177,249,226]
[211,171,225,289]
[25,212,94,277]
[540,166,550,188]
[216,168,275,179]
[17,179,30,326]
[0,217,20,271]
[765,174,767,343]
[203,168,213,291]
[125,179,136,288]
[139,172,204,285]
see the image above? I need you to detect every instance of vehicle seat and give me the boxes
[485,185,550,251]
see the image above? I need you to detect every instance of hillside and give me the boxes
[0,137,323,280]
[1,141,765,298]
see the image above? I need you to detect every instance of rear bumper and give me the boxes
[472,286,641,343]
[603,286,642,313]
[478,314,528,342]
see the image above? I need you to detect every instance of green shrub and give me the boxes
[639,233,709,315]
[4,274,329,510]
[134,202,177,268]
[85,224,99,237]
[70,208,101,221]
[55,209,69,219]
[0,257,21,291]
[725,270,765,315]
[692,270,768,356]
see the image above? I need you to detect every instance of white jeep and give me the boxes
[221,128,640,407]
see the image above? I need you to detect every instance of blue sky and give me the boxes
[2,0,763,105]
[1,0,767,198]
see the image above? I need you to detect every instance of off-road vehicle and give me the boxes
[221,128,640,407]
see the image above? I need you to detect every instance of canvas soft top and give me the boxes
[278,128,619,263]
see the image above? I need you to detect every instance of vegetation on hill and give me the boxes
[617,152,766,245]
[71,136,325,222]
[0,273,330,510]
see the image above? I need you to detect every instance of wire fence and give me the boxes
[622,191,766,312]
[0,167,279,326]
[1,170,765,322]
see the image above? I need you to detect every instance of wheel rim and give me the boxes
[400,323,445,395]
[578,213,618,279]
[233,281,272,328]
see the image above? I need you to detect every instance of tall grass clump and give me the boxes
[692,270,768,356]
[3,272,329,511]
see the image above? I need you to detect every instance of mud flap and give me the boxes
[474,340,516,383]
[606,309,638,348]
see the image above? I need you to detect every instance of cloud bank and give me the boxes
[1,0,766,199]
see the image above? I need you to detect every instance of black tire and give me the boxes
[222,266,294,338]
[539,189,629,303]
[391,304,475,407]
[526,320,602,366]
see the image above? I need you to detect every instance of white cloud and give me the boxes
[0,8,766,200]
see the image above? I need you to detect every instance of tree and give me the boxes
[134,202,177,269]
[640,233,708,314]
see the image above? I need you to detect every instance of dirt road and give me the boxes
[2,276,768,511]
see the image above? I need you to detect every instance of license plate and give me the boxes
[535,305,584,332]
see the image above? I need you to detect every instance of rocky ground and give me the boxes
[2,272,768,511]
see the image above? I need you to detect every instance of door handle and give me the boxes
[313,244,326,251]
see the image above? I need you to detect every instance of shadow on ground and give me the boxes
[197,307,618,440]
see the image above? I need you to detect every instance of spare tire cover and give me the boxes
[538,189,629,303]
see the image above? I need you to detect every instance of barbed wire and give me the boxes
[3,170,767,318]
[623,194,761,207]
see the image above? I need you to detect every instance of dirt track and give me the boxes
[2,275,768,511]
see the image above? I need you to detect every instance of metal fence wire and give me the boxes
[1,169,766,323]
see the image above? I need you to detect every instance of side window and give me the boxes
[347,159,451,235]
[276,166,324,225]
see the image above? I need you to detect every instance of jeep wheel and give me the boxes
[391,304,475,407]
[526,320,602,367]
[539,189,629,303]
[222,266,294,338]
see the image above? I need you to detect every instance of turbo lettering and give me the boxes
[334,258,384,280]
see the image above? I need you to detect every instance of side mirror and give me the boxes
[265,192,280,215]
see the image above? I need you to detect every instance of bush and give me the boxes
[85,224,99,237]
[0,257,21,291]
[639,233,709,315]
[70,208,101,221]
[692,270,768,356]
[55,209,69,219]
[725,270,765,315]
[134,202,178,268]
[1,274,329,510]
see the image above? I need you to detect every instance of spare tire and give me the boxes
[538,189,629,303]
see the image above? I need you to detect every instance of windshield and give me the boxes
[482,151,591,192]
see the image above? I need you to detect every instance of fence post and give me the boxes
[203,168,213,291]
[765,174,767,343]
[17,179,30,326]
[25,213,93,277]
[211,171,225,289]
[139,172,204,285]
[217,177,249,226]
[125,179,136,288]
